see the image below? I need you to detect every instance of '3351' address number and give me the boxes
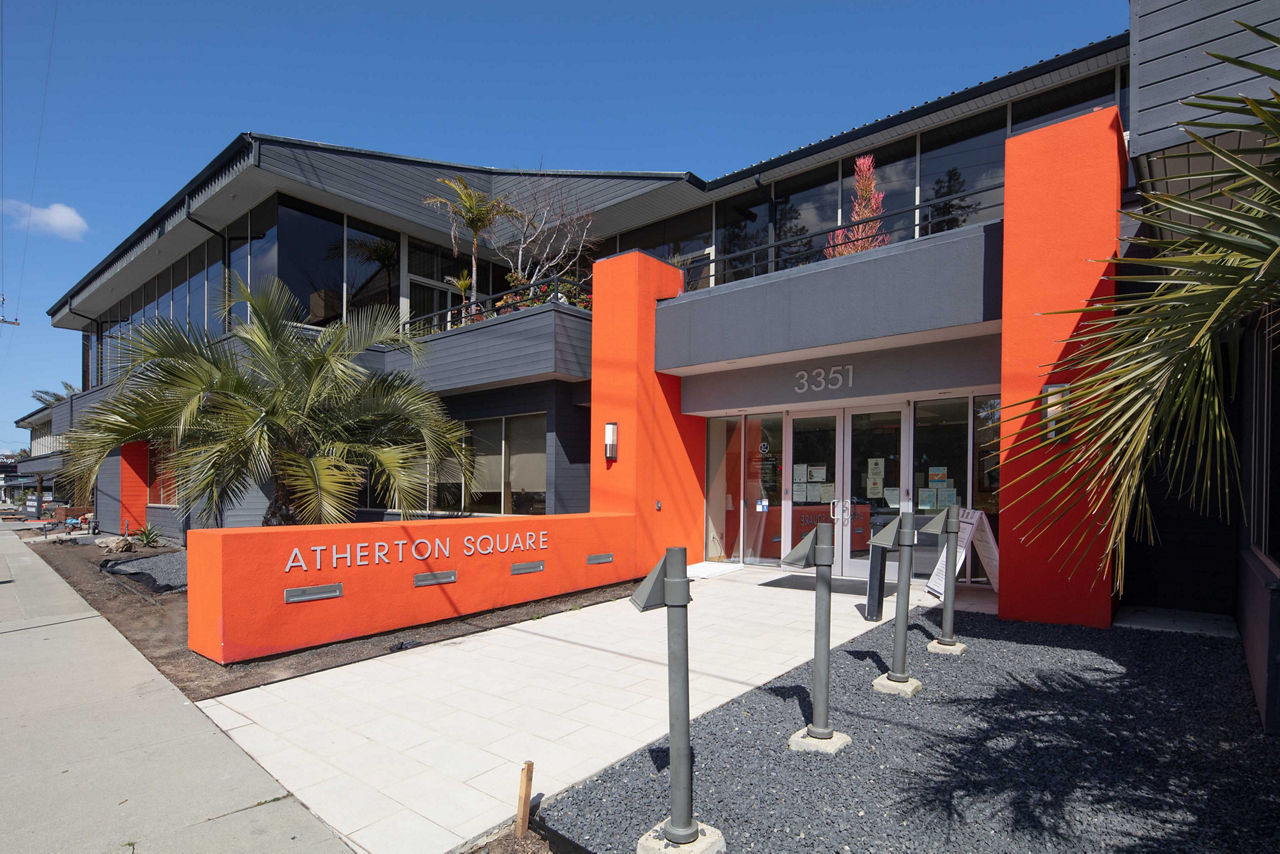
[794,364,853,394]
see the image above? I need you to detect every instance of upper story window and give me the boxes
[277,196,344,326]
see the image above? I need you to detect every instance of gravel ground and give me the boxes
[103,550,187,591]
[538,611,1280,853]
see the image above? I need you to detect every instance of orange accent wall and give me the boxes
[119,441,149,534]
[998,107,1127,628]
[189,251,707,663]
[590,251,707,563]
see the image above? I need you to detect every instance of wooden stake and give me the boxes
[515,760,534,838]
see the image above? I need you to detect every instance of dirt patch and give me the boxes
[464,828,555,853]
[29,540,639,702]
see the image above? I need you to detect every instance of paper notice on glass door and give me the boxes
[868,458,885,478]
[884,487,900,507]
[820,483,836,502]
[793,464,808,483]
[867,476,884,498]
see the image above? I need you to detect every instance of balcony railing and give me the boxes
[677,182,1004,290]
[403,277,591,339]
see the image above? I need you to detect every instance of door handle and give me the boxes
[829,500,841,521]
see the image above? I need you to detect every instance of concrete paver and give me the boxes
[201,566,952,852]
[0,530,349,853]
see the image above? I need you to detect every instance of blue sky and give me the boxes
[0,0,1130,451]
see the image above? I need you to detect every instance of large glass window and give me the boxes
[226,215,249,324]
[206,235,225,335]
[469,419,504,514]
[171,258,187,327]
[774,165,839,270]
[705,416,743,562]
[143,277,157,322]
[716,188,772,283]
[147,444,176,505]
[619,206,713,289]
[913,397,971,574]
[186,246,206,331]
[843,137,918,248]
[277,196,344,326]
[919,107,1006,235]
[1012,70,1116,135]
[250,197,279,291]
[506,413,547,515]
[970,394,1000,582]
[157,263,174,322]
[347,217,400,313]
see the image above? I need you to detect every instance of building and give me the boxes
[13,404,66,515]
[38,2,1280,728]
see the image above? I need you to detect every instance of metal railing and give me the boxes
[678,182,1004,290]
[403,277,590,339]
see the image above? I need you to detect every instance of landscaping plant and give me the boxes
[66,276,472,527]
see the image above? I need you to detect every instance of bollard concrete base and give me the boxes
[637,821,727,854]
[788,727,851,754]
[927,639,968,656]
[872,673,922,697]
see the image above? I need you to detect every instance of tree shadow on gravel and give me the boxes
[895,614,1280,851]
[764,684,813,726]
[647,745,695,773]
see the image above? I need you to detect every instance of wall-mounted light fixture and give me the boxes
[604,422,618,462]
[1042,384,1069,441]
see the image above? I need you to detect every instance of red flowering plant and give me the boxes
[825,154,890,258]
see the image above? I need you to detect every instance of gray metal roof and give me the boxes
[50,30,1130,320]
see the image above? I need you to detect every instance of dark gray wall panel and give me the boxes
[222,481,271,529]
[1130,0,1280,155]
[390,305,591,395]
[1238,548,1280,733]
[146,505,187,543]
[96,448,122,535]
[655,223,1001,372]
[680,336,1001,415]
[16,453,66,476]
[52,385,116,435]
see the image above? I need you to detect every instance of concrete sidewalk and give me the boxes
[200,566,955,852]
[0,529,350,853]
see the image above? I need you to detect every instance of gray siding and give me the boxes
[655,222,1001,372]
[222,481,271,529]
[1238,548,1280,733]
[146,505,187,543]
[51,384,116,435]
[16,452,66,477]
[680,336,1001,415]
[96,448,122,535]
[1130,0,1280,156]
[391,304,592,395]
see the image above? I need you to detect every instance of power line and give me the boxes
[13,0,60,326]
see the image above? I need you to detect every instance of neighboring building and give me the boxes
[13,405,66,515]
[36,3,1280,727]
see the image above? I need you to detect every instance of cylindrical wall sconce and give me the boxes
[604,422,618,461]
[1042,383,1069,441]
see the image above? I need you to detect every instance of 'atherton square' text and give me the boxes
[284,531,550,572]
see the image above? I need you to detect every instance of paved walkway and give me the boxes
[0,529,350,853]
[199,567,952,852]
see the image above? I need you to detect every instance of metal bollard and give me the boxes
[939,505,960,646]
[809,523,835,739]
[888,512,914,683]
[661,547,697,844]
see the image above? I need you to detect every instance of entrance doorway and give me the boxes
[785,405,909,579]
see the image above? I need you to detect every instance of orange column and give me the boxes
[119,441,149,534]
[999,107,1127,628]
[590,251,707,567]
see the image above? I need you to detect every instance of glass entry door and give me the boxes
[842,409,906,578]
[783,406,908,579]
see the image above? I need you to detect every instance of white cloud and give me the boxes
[1,199,89,241]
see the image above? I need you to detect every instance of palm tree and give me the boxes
[423,175,515,298]
[65,276,472,526]
[1003,22,1280,592]
[31,381,78,407]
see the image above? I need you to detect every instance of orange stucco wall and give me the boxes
[998,107,1127,628]
[189,251,705,663]
[119,441,148,534]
